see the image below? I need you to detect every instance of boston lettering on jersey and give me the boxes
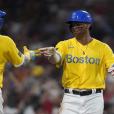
[66,54,100,64]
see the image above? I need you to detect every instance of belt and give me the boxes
[64,88,102,96]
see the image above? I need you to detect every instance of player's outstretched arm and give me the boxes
[12,45,41,67]
[35,47,61,64]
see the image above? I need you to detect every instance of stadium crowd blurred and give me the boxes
[0,0,114,114]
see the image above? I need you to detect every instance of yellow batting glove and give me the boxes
[23,46,31,61]
[23,46,35,61]
[23,46,41,61]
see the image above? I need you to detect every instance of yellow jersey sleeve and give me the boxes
[103,44,114,68]
[6,37,24,67]
[55,41,67,67]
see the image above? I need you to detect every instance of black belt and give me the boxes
[64,88,102,96]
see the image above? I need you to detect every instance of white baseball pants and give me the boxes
[59,92,104,114]
[0,89,3,114]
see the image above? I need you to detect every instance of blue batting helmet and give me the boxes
[66,10,93,24]
[0,10,6,29]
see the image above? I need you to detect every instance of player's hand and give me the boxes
[108,65,114,76]
[36,47,61,64]
[23,46,32,60]
[37,47,56,58]
[34,49,41,56]
[23,46,41,60]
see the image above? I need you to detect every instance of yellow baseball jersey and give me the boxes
[56,37,114,89]
[0,35,24,88]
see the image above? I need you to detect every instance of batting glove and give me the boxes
[23,46,35,61]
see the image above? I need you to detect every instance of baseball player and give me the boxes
[37,10,114,114]
[0,10,37,114]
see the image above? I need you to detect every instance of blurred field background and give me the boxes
[1,0,114,114]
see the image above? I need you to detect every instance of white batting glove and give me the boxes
[108,65,114,76]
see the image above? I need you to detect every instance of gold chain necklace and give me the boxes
[75,41,89,55]
[77,39,93,55]
[82,45,88,55]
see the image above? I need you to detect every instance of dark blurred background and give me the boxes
[1,0,114,114]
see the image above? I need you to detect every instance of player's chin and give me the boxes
[72,31,82,36]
